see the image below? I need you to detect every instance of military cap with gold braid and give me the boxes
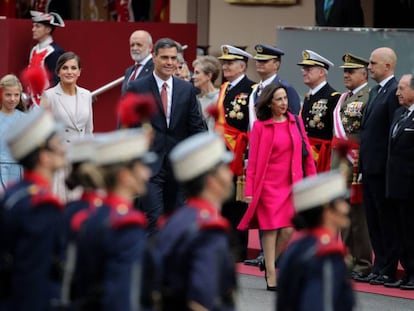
[218,45,252,62]
[340,53,369,69]
[253,44,285,61]
[297,49,334,70]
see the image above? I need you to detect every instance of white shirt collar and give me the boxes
[310,81,327,95]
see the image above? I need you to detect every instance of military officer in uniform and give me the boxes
[277,171,355,311]
[248,44,301,130]
[73,129,155,311]
[28,10,65,106]
[297,50,341,172]
[215,44,256,261]
[331,53,373,281]
[0,108,66,311]
[143,132,237,311]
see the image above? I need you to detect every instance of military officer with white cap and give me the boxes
[0,108,66,311]
[72,129,155,311]
[297,49,341,173]
[277,171,355,311]
[215,44,256,261]
[28,10,65,106]
[142,132,237,311]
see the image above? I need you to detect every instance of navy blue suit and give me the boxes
[121,59,154,96]
[142,197,236,311]
[127,74,206,233]
[277,229,355,311]
[386,106,414,278]
[0,172,64,311]
[73,194,147,311]
[360,78,400,278]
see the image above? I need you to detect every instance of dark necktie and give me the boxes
[254,83,264,103]
[226,83,233,94]
[364,84,381,117]
[128,63,141,82]
[161,82,168,115]
[348,91,353,98]
[392,109,410,138]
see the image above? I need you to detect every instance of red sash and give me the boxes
[308,137,332,173]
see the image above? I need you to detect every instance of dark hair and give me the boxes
[153,38,179,55]
[291,206,324,230]
[19,132,56,170]
[55,51,81,74]
[66,163,104,190]
[255,83,287,121]
[180,163,222,197]
[192,55,221,83]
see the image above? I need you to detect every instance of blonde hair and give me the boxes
[0,74,26,111]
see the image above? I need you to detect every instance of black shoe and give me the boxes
[369,274,395,285]
[384,279,407,288]
[351,271,367,281]
[266,285,277,291]
[400,281,414,290]
[243,255,264,267]
[354,272,378,283]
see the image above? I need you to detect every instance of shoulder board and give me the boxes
[71,209,91,232]
[315,233,346,257]
[331,91,341,96]
[31,189,63,211]
[110,207,148,230]
[252,84,258,89]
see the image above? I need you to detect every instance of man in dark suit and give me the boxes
[127,38,206,234]
[215,44,256,261]
[385,73,414,290]
[315,0,364,27]
[121,30,154,96]
[357,47,400,285]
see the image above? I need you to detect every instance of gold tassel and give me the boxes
[235,174,246,202]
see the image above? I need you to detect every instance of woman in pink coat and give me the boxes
[238,83,316,290]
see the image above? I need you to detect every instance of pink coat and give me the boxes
[238,112,316,230]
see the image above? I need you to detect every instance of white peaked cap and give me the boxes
[93,129,156,166]
[6,108,59,161]
[293,171,347,213]
[218,45,252,61]
[169,132,233,182]
[297,49,334,70]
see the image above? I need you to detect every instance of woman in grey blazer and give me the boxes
[41,51,94,202]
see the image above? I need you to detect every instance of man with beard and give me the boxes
[121,30,154,95]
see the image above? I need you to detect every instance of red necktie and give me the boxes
[128,63,140,82]
[161,82,168,115]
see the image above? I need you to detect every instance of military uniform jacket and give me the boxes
[337,85,369,142]
[277,228,355,311]
[74,193,147,311]
[147,197,236,311]
[0,171,63,311]
[302,83,340,141]
[218,76,256,134]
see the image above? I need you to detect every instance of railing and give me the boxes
[91,76,125,97]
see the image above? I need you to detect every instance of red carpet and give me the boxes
[240,229,414,300]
